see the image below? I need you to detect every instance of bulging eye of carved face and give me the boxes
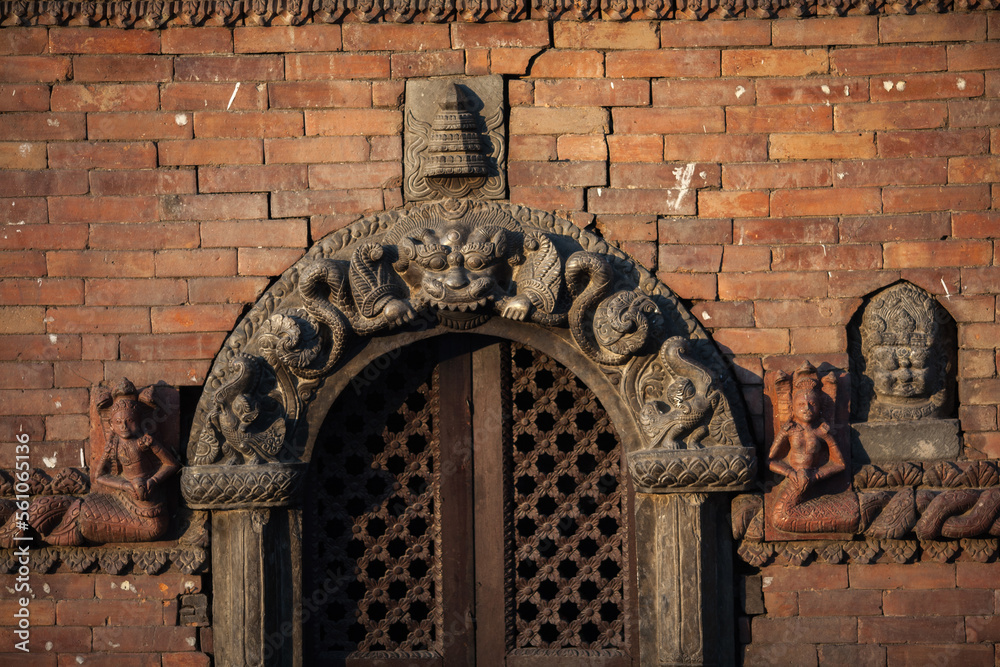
[405,225,511,312]
[871,345,931,399]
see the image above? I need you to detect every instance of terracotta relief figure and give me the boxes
[768,364,860,534]
[0,379,180,547]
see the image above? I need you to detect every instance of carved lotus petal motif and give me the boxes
[778,543,813,566]
[30,548,58,573]
[959,538,997,563]
[816,542,845,564]
[737,541,773,567]
[99,550,130,574]
[63,549,97,573]
[172,548,208,574]
[879,539,917,564]
[843,540,878,563]
[133,549,168,575]
[921,540,959,563]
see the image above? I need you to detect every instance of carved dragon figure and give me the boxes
[639,336,738,449]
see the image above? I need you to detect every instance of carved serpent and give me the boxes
[565,251,656,366]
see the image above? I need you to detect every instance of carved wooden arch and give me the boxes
[180,198,756,666]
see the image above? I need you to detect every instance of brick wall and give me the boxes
[0,11,997,664]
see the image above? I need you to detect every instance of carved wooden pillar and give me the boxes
[634,492,734,667]
[212,507,300,667]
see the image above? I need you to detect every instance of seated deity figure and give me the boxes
[768,366,860,534]
[0,378,180,547]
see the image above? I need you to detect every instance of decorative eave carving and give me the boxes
[0,0,993,27]
[183,199,754,509]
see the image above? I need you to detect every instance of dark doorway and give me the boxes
[302,335,637,666]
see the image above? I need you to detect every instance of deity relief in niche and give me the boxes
[0,379,181,547]
[849,282,959,462]
[765,364,861,537]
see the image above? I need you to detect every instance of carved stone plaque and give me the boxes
[404,76,506,202]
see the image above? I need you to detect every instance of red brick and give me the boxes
[772,187,880,217]
[770,133,875,160]
[154,249,237,277]
[958,560,1000,589]
[722,49,828,77]
[953,211,1000,238]
[268,80,371,109]
[150,305,241,334]
[880,13,986,43]
[342,23,449,51]
[0,112,84,141]
[50,27,159,54]
[82,334,118,360]
[173,55,282,82]
[658,245,722,273]
[510,107,608,135]
[0,55,70,82]
[961,324,1000,350]
[238,247,305,276]
[610,163,719,190]
[491,47,543,76]
[161,27,233,54]
[93,627,196,653]
[452,21,549,48]
[234,25,341,53]
[835,101,947,131]
[656,273,717,300]
[653,78,754,108]
[74,55,172,82]
[49,196,159,224]
[160,193,267,221]
[743,644,816,666]
[162,654,211,667]
[0,28,47,55]
[201,219,308,248]
[391,51,464,78]
[553,22,658,50]
[159,139,263,166]
[714,328,790,354]
[835,157,947,187]
[199,164,307,193]
[949,42,1000,71]
[699,191,769,218]
[90,223,199,251]
[0,83,47,111]
[660,20,771,47]
[0,252,46,278]
[885,644,992,667]
[528,50,603,78]
[772,16,877,45]
[791,326,846,354]
[58,654,159,667]
[690,301,754,328]
[194,111,302,139]
[606,50,719,79]
[608,135,662,162]
[594,215,656,242]
[885,239,992,268]
[0,386,90,413]
[1,223,86,250]
[870,72,984,103]
[285,53,389,80]
[0,626,90,652]
[752,616,856,643]
[962,379,1000,404]
[949,156,1000,184]
[271,189,383,217]
[508,137,554,164]
[659,217,732,245]
[188,277,269,304]
[849,563,955,589]
[774,244,881,271]
[264,136,368,164]
[0,279,83,307]
[371,80,404,108]
[0,361,52,389]
[49,142,156,170]
[589,188,694,216]
[831,45,947,76]
[958,352,998,380]
[614,107,724,135]
[840,212,949,242]
[878,128,989,158]
[755,77,868,105]
[0,142,46,169]
[45,306,149,334]
[883,589,993,617]
[510,161,606,188]
[860,616,964,644]
[85,278,187,306]
[57,598,163,626]
[535,79,649,107]
[818,645,887,666]
[721,246,771,272]
[883,184,990,214]
[468,48,490,76]
[557,135,607,161]
[0,197,46,224]
[755,299,858,328]
[510,186,584,213]
[90,169,197,196]
[829,270,902,297]
[728,105,831,134]
[88,112,193,141]
[949,100,1000,128]
[120,332,227,361]
[306,109,402,136]
[47,250,154,278]
[962,268,1000,294]
[160,82,269,111]
[51,83,159,112]
[724,162,831,190]
[719,272,829,300]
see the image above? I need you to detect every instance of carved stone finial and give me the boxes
[424,83,488,179]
